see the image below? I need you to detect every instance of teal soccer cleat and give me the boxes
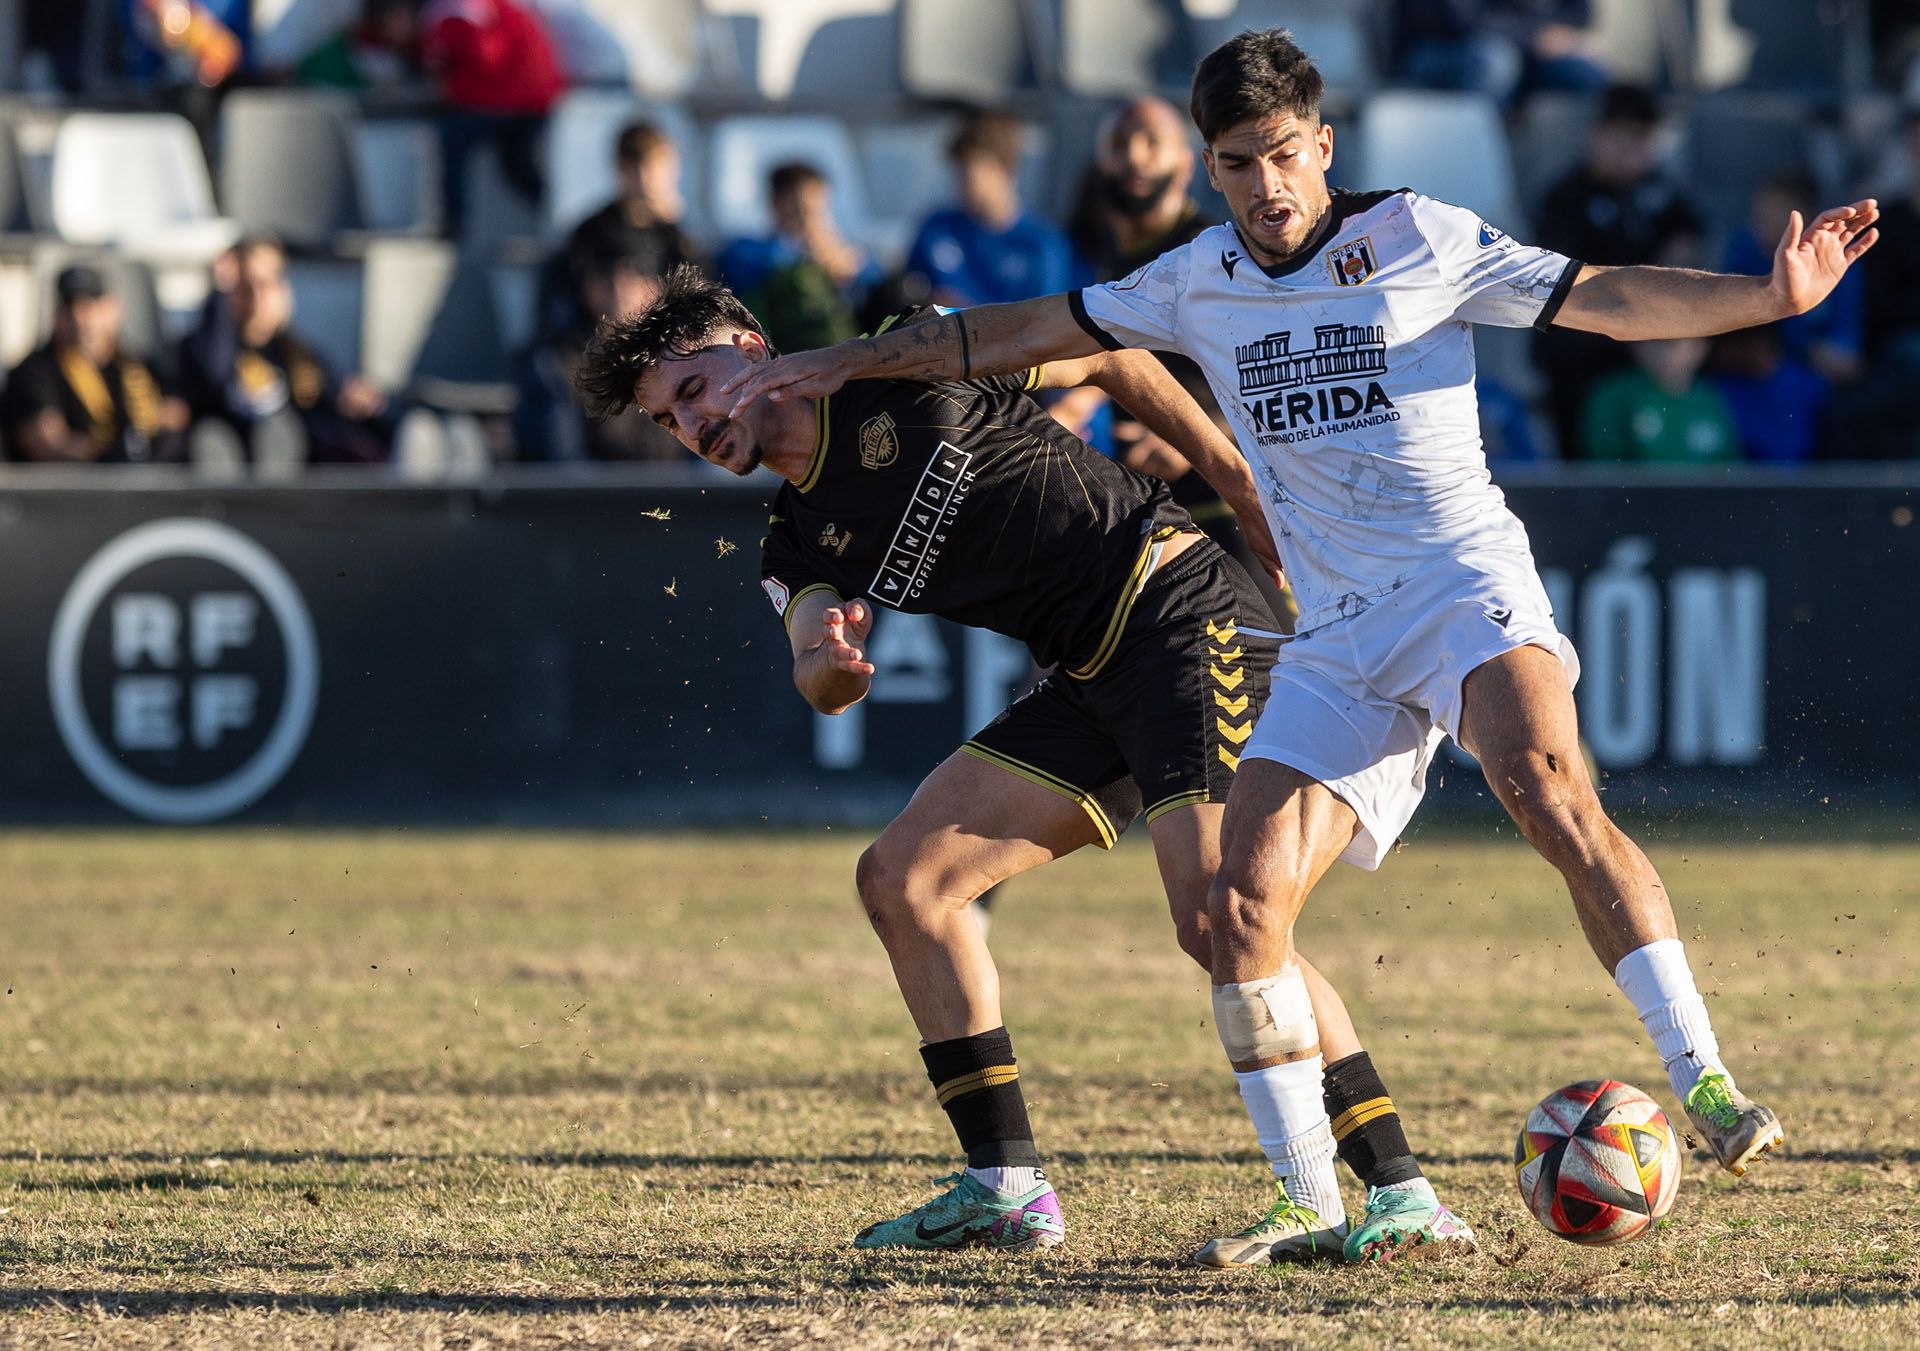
[853,1172,1065,1252]
[1343,1181,1478,1263]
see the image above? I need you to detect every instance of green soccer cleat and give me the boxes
[853,1171,1065,1252]
[1342,1181,1478,1264]
[1684,1071,1783,1177]
[1192,1179,1348,1267]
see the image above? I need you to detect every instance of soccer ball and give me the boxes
[1515,1079,1681,1245]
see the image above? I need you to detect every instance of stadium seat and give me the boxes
[360,238,513,412]
[707,115,873,249]
[1509,91,1599,225]
[1352,91,1523,233]
[1180,0,1379,94]
[49,112,239,261]
[1696,0,1847,92]
[544,90,705,244]
[856,119,958,268]
[1682,92,1843,252]
[900,0,1036,101]
[354,118,443,236]
[0,114,38,236]
[284,256,364,378]
[217,90,367,251]
[534,0,706,97]
[703,0,901,102]
[1059,0,1189,96]
[1589,0,1670,84]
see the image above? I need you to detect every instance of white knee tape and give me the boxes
[1212,965,1318,1062]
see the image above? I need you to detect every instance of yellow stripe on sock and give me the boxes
[1329,1096,1395,1139]
[935,1065,1020,1106]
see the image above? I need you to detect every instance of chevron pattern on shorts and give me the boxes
[1207,618,1250,771]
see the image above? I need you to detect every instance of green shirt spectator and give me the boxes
[1580,338,1739,464]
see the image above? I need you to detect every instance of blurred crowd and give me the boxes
[6,0,1920,472]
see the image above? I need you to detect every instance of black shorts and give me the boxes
[962,537,1281,847]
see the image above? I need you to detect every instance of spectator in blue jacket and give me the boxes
[905,111,1075,308]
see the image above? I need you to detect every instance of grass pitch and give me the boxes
[0,827,1914,1348]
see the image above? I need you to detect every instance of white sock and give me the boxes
[1614,938,1727,1101]
[1234,1056,1346,1229]
[966,1165,1044,1195]
[1376,1176,1435,1204]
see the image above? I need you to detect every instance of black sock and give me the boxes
[920,1027,1041,1169]
[1323,1051,1423,1188]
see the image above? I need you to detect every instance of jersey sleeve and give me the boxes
[1407,193,1582,331]
[759,509,840,633]
[1069,241,1191,351]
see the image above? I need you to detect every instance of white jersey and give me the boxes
[1073,188,1580,632]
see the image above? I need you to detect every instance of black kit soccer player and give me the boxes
[576,265,1471,1262]
[721,29,1876,1259]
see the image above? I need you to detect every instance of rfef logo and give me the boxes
[47,518,319,823]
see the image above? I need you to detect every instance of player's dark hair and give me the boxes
[1189,28,1323,144]
[573,264,769,421]
[768,160,825,200]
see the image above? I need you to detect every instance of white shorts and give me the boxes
[1244,551,1580,871]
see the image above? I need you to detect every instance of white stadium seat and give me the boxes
[707,115,872,249]
[1181,0,1379,93]
[544,90,706,243]
[1353,91,1523,234]
[703,0,898,102]
[1060,0,1182,96]
[50,112,238,260]
[533,0,706,97]
[900,0,1034,101]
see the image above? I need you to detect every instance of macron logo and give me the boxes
[1221,249,1242,279]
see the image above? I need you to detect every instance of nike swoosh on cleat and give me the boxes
[914,1217,978,1241]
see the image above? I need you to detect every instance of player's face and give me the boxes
[1204,113,1334,265]
[635,338,767,476]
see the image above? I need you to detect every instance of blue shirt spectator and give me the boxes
[1723,171,1866,387]
[905,111,1076,308]
[718,163,883,306]
[1708,326,1828,464]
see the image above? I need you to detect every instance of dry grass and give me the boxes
[0,829,1914,1348]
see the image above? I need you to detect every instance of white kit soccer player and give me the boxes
[1069,187,1580,870]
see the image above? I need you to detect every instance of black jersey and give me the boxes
[760,322,1193,676]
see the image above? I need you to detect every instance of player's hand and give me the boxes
[1224,492,1286,591]
[721,348,855,420]
[1770,199,1878,317]
[817,601,875,677]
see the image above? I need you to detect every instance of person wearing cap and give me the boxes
[0,266,187,464]
[1533,83,1704,457]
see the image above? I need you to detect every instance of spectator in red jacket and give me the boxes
[419,0,565,114]
[377,0,569,237]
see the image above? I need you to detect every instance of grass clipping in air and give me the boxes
[0,830,1913,1348]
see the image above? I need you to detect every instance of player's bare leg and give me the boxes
[1198,771,1476,1260]
[1460,644,1782,1175]
[849,750,1100,1250]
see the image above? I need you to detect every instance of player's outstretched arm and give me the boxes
[1042,351,1285,588]
[789,592,876,716]
[723,294,1101,418]
[1554,199,1879,341]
